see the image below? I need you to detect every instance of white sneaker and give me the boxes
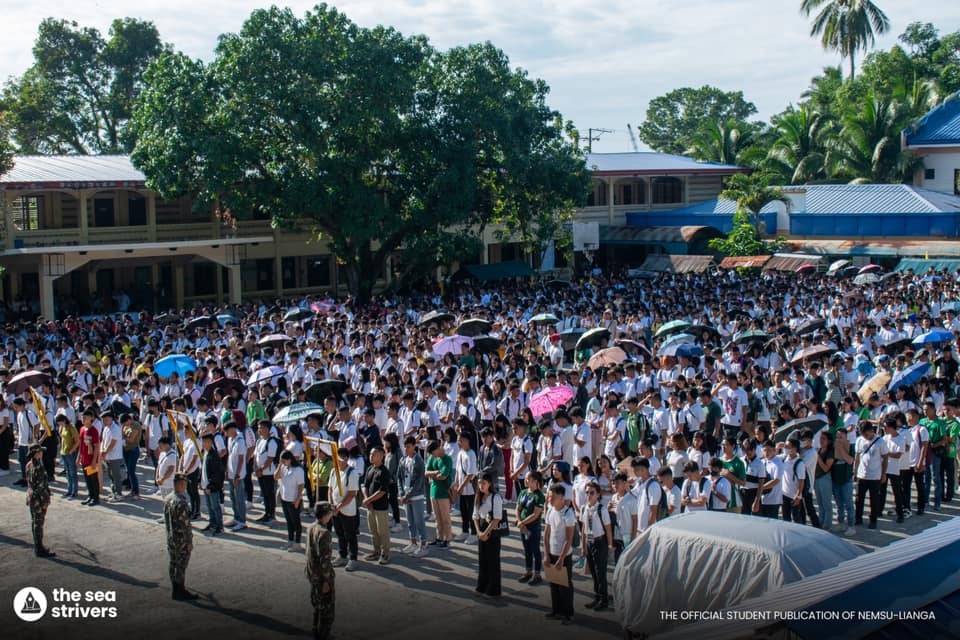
[332,557,347,567]
[843,527,856,537]
[230,523,247,532]
[288,543,303,552]
[401,543,418,554]
[413,545,429,558]
[390,523,405,533]
[345,560,360,572]
[425,514,435,522]
[465,535,478,544]
[455,532,469,542]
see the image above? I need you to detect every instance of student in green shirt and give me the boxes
[246,388,267,426]
[718,436,746,511]
[425,441,453,547]
[622,398,644,455]
[515,470,546,585]
[920,401,948,511]
[942,399,959,503]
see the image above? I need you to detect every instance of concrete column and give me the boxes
[173,263,185,310]
[274,255,283,297]
[40,275,56,320]
[385,254,393,286]
[87,269,97,297]
[227,265,242,304]
[151,264,160,312]
[78,190,89,243]
[215,265,224,304]
[3,192,15,250]
[147,194,157,242]
[8,271,18,301]
[606,178,615,225]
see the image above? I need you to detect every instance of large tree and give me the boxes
[828,89,918,183]
[801,0,890,80]
[1,17,165,154]
[131,5,588,303]
[0,113,13,176]
[637,86,757,155]
[765,103,831,184]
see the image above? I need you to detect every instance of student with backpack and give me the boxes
[631,457,663,532]
[254,420,280,523]
[579,481,613,611]
[680,461,710,512]
[780,437,806,523]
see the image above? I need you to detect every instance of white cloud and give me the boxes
[2,0,959,152]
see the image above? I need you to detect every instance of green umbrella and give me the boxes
[575,327,611,352]
[734,329,771,345]
[531,313,561,326]
[654,320,691,338]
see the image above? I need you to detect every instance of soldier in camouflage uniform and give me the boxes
[26,443,55,558]
[305,503,336,640]
[164,473,198,600]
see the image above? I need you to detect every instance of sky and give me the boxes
[1,0,959,153]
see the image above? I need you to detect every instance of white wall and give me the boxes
[916,150,960,195]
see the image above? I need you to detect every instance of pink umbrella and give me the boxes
[529,385,575,417]
[432,335,473,357]
[858,264,882,274]
[795,264,816,273]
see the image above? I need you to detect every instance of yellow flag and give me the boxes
[29,387,52,438]
[166,410,184,456]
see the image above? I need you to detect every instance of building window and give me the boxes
[586,181,607,207]
[281,257,296,289]
[12,196,42,230]
[94,198,115,227]
[128,197,147,225]
[307,256,331,287]
[652,177,683,204]
[925,168,935,181]
[616,180,645,206]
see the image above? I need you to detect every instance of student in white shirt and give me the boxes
[758,441,784,518]
[224,422,248,531]
[330,447,360,571]
[656,467,683,517]
[579,481,614,611]
[632,457,662,533]
[882,418,906,523]
[706,459,732,511]
[100,413,125,501]
[780,438,807,522]
[509,419,534,497]
[609,473,637,559]
[543,484,576,623]
[155,437,178,501]
[853,422,888,529]
[179,428,201,519]
[254,422,279,523]
[274,450,306,551]
[680,461,710,512]
[454,433,479,544]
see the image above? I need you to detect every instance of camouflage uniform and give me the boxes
[305,523,335,640]
[26,459,51,554]
[163,490,193,590]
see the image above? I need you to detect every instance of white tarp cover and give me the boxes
[613,511,860,637]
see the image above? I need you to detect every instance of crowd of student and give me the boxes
[2,264,959,625]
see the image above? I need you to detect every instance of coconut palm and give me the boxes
[720,173,790,239]
[685,119,756,166]
[765,103,833,184]
[800,0,891,80]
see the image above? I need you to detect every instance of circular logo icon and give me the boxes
[13,587,47,622]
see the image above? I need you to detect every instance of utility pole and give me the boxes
[586,128,613,154]
[626,124,639,152]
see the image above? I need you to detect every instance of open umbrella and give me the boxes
[660,333,696,348]
[154,313,179,326]
[734,330,771,345]
[795,264,816,274]
[795,318,827,336]
[858,371,891,403]
[185,315,214,331]
[790,344,833,364]
[283,307,313,323]
[472,335,502,354]
[576,327,611,352]
[912,328,955,345]
[531,313,560,326]
[654,320,691,339]
[245,365,288,387]
[941,301,960,314]
[433,335,474,357]
[888,362,932,393]
[587,347,627,370]
[272,402,325,425]
[8,370,52,394]
[853,273,881,285]
[560,328,586,352]
[154,354,197,379]
[216,313,238,327]
[456,318,493,337]
[304,380,348,404]
[827,259,850,273]
[774,416,828,443]
[258,334,294,349]
[880,337,912,354]
[658,342,704,358]
[858,264,882,274]
[200,377,245,403]
[544,280,571,290]
[528,385,575,417]
[688,325,721,344]
[615,339,651,358]
[419,310,454,326]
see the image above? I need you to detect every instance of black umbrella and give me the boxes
[774,416,828,443]
[419,310,454,327]
[560,328,586,352]
[880,337,912,355]
[154,313,179,326]
[456,318,493,337]
[795,318,827,336]
[544,280,571,290]
[108,400,133,418]
[200,377,245,404]
[283,308,314,323]
[185,315,214,331]
[472,335,502,354]
[8,370,52,394]
[305,380,348,405]
[688,325,721,344]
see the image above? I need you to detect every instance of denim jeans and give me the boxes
[18,445,29,480]
[521,521,543,573]
[123,447,140,495]
[925,456,943,510]
[61,450,79,495]
[229,479,247,524]
[832,480,854,526]
[205,490,223,531]
[405,498,428,543]
[814,474,833,529]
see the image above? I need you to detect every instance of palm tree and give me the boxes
[766,103,832,184]
[800,0,890,80]
[720,173,790,239]
[685,119,755,166]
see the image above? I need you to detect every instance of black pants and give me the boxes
[882,474,906,518]
[800,482,820,527]
[18,445,29,480]
[41,433,59,480]
[476,535,502,596]
[742,488,759,516]
[942,458,956,501]
[585,535,609,603]
[85,469,101,503]
[460,494,477,534]
[782,496,803,522]
[901,468,926,512]
[187,468,201,517]
[760,503,779,519]
[306,476,316,509]
[856,478,882,525]
[258,475,276,518]
[244,459,254,505]
[281,500,302,543]
[388,482,400,524]
[333,513,358,560]
[0,429,12,470]
[548,553,574,617]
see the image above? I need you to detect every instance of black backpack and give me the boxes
[645,478,669,520]
[268,436,283,466]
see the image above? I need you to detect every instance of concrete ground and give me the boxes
[2,456,957,640]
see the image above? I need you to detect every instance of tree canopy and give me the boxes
[637,86,758,156]
[801,0,890,80]
[1,17,166,154]
[131,4,589,302]
[0,114,13,176]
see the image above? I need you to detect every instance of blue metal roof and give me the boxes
[584,152,746,175]
[669,184,960,216]
[904,93,960,146]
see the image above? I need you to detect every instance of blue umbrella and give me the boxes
[154,354,197,378]
[272,402,325,425]
[216,313,238,327]
[658,342,704,358]
[887,362,932,393]
[941,301,960,314]
[912,328,955,345]
[856,359,875,376]
[661,333,696,348]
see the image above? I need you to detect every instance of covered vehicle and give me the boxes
[613,511,860,637]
